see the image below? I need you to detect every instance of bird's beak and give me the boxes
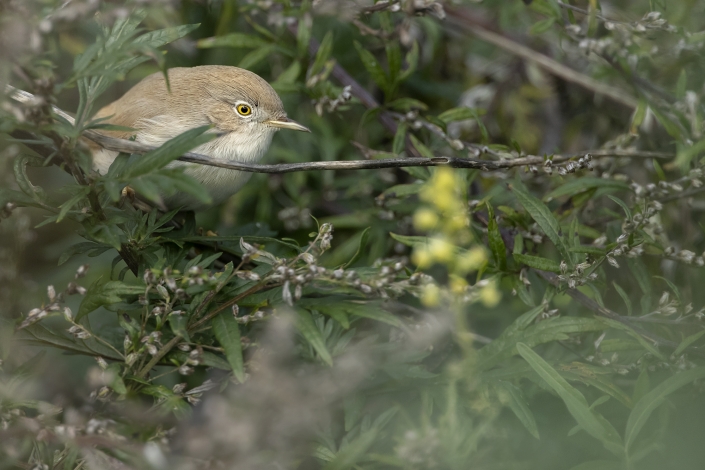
[265,117,311,133]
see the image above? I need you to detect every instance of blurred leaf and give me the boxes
[512,182,572,266]
[212,312,246,383]
[409,134,435,159]
[324,428,379,470]
[513,253,561,272]
[392,121,408,155]
[354,41,388,93]
[487,203,507,271]
[674,329,705,356]
[343,227,371,268]
[625,366,705,453]
[607,195,632,221]
[438,107,484,123]
[478,317,605,370]
[296,309,333,366]
[530,17,556,35]
[239,45,277,70]
[399,41,419,81]
[545,178,630,201]
[197,33,268,49]
[310,31,334,77]
[497,381,540,439]
[517,343,623,452]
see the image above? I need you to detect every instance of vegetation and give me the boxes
[2,0,705,468]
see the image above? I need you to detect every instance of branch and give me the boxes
[444,6,639,109]
[6,86,672,176]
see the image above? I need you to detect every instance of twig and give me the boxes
[7,85,673,177]
[658,186,705,203]
[535,270,705,356]
[444,6,639,109]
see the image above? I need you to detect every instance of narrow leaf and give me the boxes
[212,312,246,383]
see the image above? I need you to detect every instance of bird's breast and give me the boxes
[165,128,276,210]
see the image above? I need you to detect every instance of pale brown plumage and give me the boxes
[91,65,309,210]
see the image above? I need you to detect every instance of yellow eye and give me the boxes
[236,104,252,116]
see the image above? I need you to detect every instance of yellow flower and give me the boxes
[429,189,455,212]
[449,275,468,294]
[433,167,457,190]
[428,237,454,263]
[421,283,441,306]
[479,284,501,307]
[413,208,439,231]
[444,213,469,232]
[412,247,433,268]
[455,247,487,274]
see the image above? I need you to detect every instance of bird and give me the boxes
[90,65,310,210]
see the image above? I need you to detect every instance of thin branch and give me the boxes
[6,87,672,175]
[535,270,705,356]
[444,6,639,109]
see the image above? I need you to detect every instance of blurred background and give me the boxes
[3,0,705,469]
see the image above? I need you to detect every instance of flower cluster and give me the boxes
[410,167,499,307]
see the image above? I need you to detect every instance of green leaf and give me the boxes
[513,253,561,272]
[496,381,539,439]
[392,121,408,155]
[57,187,90,222]
[408,134,435,159]
[13,154,46,202]
[613,282,633,316]
[297,17,311,58]
[310,31,334,77]
[274,61,301,85]
[674,329,705,356]
[478,317,605,370]
[169,315,191,343]
[323,429,379,470]
[77,280,144,321]
[386,97,428,112]
[239,44,277,69]
[625,366,705,453]
[197,33,268,49]
[630,99,648,134]
[530,17,556,35]
[212,312,246,383]
[545,178,630,201]
[399,41,419,81]
[438,107,484,123]
[343,227,371,268]
[487,203,507,271]
[381,183,424,199]
[133,23,200,48]
[0,188,46,210]
[106,363,127,394]
[122,126,214,179]
[295,309,333,366]
[511,183,572,266]
[386,41,402,84]
[569,246,607,256]
[607,195,632,221]
[354,41,388,93]
[517,343,623,451]
[675,69,687,99]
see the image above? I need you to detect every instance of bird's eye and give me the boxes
[236,104,252,116]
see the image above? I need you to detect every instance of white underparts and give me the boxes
[92,115,277,210]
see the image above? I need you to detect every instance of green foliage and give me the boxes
[2,1,705,470]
